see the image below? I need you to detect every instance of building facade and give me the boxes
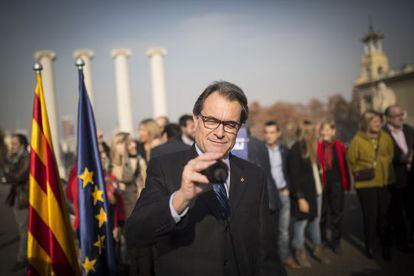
[354,24,414,125]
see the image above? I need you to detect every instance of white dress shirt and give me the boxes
[387,124,409,155]
[267,145,287,190]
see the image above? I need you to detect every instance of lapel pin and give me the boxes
[240,177,244,182]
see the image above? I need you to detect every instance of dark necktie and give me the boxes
[212,182,230,219]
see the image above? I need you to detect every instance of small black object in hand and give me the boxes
[202,160,228,183]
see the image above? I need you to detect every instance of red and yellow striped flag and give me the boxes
[27,67,80,275]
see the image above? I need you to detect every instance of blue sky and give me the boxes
[0,0,413,136]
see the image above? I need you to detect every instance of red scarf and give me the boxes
[323,141,334,171]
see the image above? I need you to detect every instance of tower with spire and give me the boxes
[356,19,389,85]
[353,19,414,125]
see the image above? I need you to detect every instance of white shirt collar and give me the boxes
[182,134,194,146]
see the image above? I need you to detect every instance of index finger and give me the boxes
[195,152,223,162]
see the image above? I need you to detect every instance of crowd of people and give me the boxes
[262,105,414,270]
[1,99,413,274]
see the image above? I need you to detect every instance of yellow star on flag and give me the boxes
[79,167,94,188]
[91,186,104,205]
[95,207,107,228]
[82,256,97,275]
[94,235,106,254]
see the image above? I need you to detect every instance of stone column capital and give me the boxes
[146,47,167,57]
[73,49,95,59]
[34,50,56,60]
[111,49,132,58]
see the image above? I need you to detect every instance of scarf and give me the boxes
[323,141,334,171]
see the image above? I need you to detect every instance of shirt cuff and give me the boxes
[169,191,189,223]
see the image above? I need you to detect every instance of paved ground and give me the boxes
[0,184,25,275]
[1,184,413,275]
[288,191,414,276]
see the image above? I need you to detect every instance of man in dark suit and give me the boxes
[384,105,414,251]
[125,81,285,276]
[179,114,196,146]
[263,121,300,269]
[247,135,281,212]
[150,123,190,159]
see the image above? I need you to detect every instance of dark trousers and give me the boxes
[270,210,280,251]
[320,181,344,248]
[388,185,409,247]
[406,180,414,242]
[356,186,392,251]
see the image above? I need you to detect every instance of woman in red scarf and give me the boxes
[317,120,350,254]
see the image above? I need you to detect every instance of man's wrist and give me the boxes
[172,190,191,215]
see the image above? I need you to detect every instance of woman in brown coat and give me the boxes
[347,110,394,259]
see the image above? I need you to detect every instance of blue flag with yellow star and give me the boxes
[77,67,117,275]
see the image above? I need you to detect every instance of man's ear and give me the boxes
[193,114,199,129]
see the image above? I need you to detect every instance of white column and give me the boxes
[147,47,168,118]
[73,49,95,106]
[33,50,65,177]
[111,49,134,135]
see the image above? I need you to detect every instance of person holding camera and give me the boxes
[125,81,285,276]
[347,110,394,260]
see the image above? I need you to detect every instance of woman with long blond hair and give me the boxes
[288,120,330,267]
[111,132,140,215]
[137,118,162,163]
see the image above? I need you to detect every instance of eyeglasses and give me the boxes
[389,113,404,118]
[198,114,241,134]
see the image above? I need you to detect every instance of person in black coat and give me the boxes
[125,81,285,275]
[150,123,190,159]
[179,114,196,146]
[247,136,281,212]
[288,120,329,267]
[384,105,414,251]
[4,133,30,272]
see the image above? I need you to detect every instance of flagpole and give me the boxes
[75,56,118,275]
[28,60,81,276]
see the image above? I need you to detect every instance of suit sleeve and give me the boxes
[124,157,183,248]
[263,143,280,212]
[282,146,291,190]
[258,170,287,276]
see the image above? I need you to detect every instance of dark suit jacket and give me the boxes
[150,138,191,159]
[247,137,286,212]
[125,147,285,276]
[383,124,414,188]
